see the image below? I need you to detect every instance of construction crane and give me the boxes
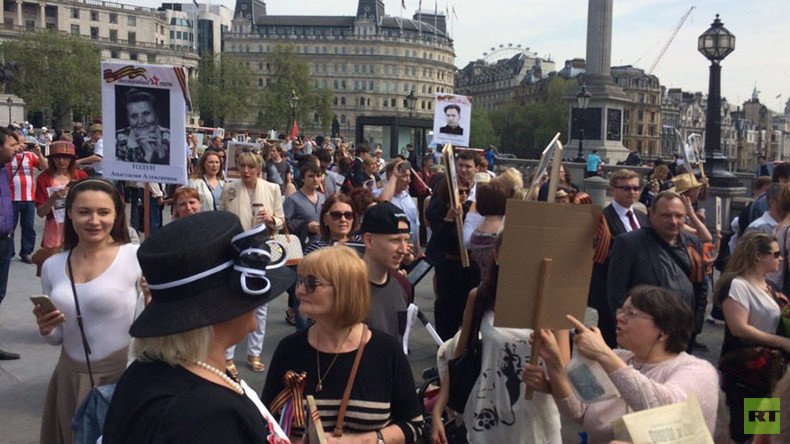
[647,6,695,74]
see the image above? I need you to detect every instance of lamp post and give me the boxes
[288,89,299,133]
[406,90,417,118]
[6,97,11,125]
[87,96,93,124]
[698,14,735,182]
[575,84,591,162]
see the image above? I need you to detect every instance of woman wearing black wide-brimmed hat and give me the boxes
[102,211,295,444]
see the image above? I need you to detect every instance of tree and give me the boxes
[469,108,496,148]
[491,77,573,158]
[193,53,256,127]
[256,44,334,135]
[0,31,101,128]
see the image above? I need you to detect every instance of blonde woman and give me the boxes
[219,150,284,375]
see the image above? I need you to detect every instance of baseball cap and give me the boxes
[360,202,410,235]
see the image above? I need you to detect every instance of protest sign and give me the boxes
[432,94,472,147]
[441,144,470,267]
[225,141,259,181]
[715,197,722,232]
[612,395,714,444]
[101,62,189,185]
[494,200,601,330]
[526,133,561,200]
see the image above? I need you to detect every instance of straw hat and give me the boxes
[671,173,703,195]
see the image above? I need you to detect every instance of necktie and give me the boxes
[626,210,639,231]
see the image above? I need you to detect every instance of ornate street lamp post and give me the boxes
[406,90,417,118]
[6,97,11,125]
[698,14,735,181]
[288,89,299,133]
[575,84,591,162]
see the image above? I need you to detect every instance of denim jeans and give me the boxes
[11,201,36,257]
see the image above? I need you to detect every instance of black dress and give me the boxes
[103,360,268,444]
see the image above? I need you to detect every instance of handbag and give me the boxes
[446,291,486,414]
[67,251,117,444]
[271,223,303,266]
[719,346,787,395]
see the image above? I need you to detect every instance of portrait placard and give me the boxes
[432,94,472,147]
[101,62,189,185]
[494,201,601,329]
[225,141,260,181]
[526,133,561,200]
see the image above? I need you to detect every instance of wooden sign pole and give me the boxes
[143,183,151,239]
[546,142,564,203]
[442,143,470,268]
[525,258,552,400]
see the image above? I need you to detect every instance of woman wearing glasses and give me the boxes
[262,246,423,443]
[714,232,790,443]
[523,285,719,443]
[303,194,361,255]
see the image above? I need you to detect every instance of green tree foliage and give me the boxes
[469,108,496,148]
[0,31,100,128]
[491,76,573,158]
[193,53,256,127]
[256,44,333,134]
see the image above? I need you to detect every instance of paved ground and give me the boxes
[0,214,727,443]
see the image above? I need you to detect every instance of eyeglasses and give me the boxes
[615,186,641,192]
[328,211,354,221]
[616,307,653,321]
[296,275,331,293]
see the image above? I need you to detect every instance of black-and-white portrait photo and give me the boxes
[439,104,464,136]
[114,86,171,165]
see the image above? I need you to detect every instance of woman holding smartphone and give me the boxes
[219,150,284,375]
[32,179,141,444]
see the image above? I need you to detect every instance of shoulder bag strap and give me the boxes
[67,250,96,388]
[202,176,217,211]
[333,324,370,438]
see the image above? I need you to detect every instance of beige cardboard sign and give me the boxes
[494,200,601,329]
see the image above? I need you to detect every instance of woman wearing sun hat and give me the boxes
[34,141,87,252]
[102,211,295,444]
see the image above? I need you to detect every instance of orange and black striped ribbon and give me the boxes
[687,245,705,283]
[173,66,193,112]
[103,65,147,83]
[270,370,307,428]
[593,215,612,264]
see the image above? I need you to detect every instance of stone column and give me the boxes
[16,1,22,27]
[585,0,613,78]
[39,3,46,28]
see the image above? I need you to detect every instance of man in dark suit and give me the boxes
[607,191,708,352]
[439,104,463,135]
[589,169,648,346]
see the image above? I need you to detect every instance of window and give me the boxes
[128,15,136,26]
[340,97,346,105]
[148,54,156,63]
[25,19,34,31]
[109,29,117,42]
[258,78,263,86]
[637,110,644,121]
[90,10,98,21]
[128,32,136,44]
[359,97,365,106]
[90,27,99,40]
[170,30,174,39]
[637,124,643,136]
[71,8,79,19]
[109,13,117,24]
[110,50,119,59]
[130,53,138,61]
[70,24,79,36]
[340,115,346,124]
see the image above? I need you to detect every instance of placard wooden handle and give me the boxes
[525,258,552,400]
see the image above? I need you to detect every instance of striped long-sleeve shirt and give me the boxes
[262,328,424,442]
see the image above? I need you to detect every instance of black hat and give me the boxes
[130,211,295,338]
[359,201,410,235]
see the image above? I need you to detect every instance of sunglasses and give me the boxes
[615,186,641,192]
[296,275,331,293]
[328,211,354,221]
[767,250,782,259]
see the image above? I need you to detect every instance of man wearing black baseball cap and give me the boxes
[361,202,410,340]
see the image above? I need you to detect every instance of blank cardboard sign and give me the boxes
[494,200,601,329]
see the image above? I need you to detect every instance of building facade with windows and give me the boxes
[0,0,199,68]
[224,0,455,146]
[610,65,662,161]
[159,2,232,55]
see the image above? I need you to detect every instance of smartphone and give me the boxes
[30,295,57,313]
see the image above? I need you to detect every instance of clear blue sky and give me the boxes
[133,0,790,113]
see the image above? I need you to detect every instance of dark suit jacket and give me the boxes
[439,125,463,135]
[588,205,648,318]
[607,228,708,332]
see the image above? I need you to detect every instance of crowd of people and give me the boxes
[0,120,788,443]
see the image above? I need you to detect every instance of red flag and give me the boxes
[290,120,299,139]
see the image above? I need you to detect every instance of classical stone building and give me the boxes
[223,0,455,152]
[454,50,555,113]
[610,65,662,161]
[0,0,199,68]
